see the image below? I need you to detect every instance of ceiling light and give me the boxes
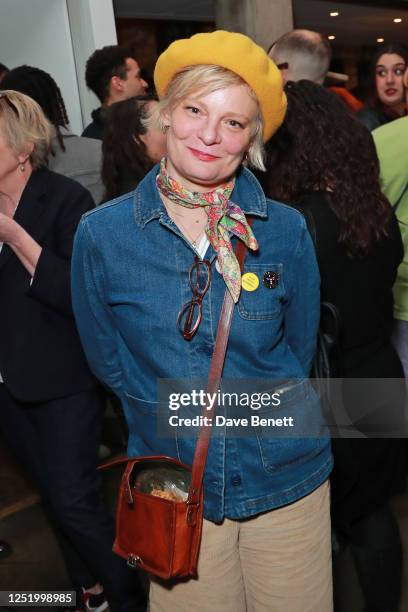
[393,18,402,23]
[330,11,339,17]
[377,38,385,43]
[328,35,336,40]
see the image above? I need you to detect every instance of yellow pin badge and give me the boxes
[241,272,259,292]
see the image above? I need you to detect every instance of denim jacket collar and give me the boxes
[133,163,268,229]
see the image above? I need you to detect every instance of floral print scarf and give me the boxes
[156,159,258,303]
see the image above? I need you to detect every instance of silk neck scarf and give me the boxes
[156,159,258,303]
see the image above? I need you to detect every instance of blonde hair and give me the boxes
[146,65,265,171]
[0,90,53,169]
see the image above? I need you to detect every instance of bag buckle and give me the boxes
[186,501,199,526]
[127,554,142,569]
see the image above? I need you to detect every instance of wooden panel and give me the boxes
[116,18,158,74]
[115,18,214,76]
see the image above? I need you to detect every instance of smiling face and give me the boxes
[375,53,406,109]
[163,84,258,192]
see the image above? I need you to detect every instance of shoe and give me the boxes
[81,588,109,612]
[0,540,12,559]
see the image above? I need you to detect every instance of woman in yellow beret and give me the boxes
[72,31,333,611]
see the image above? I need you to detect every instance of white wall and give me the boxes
[67,0,117,130]
[215,0,293,50]
[0,0,117,134]
[0,0,83,133]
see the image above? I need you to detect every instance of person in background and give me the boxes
[328,83,363,113]
[2,66,104,203]
[101,94,166,201]
[72,31,333,612]
[357,42,408,131]
[0,90,146,612]
[264,79,406,612]
[83,46,148,140]
[0,69,12,568]
[268,29,331,85]
[268,29,362,113]
[373,68,408,384]
[0,63,9,83]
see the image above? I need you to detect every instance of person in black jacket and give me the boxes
[263,80,406,612]
[0,90,146,612]
[83,46,148,140]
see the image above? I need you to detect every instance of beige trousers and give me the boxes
[150,480,333,612]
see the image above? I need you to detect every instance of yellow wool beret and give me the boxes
[154,30,287,142]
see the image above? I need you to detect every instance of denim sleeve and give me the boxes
[71,218,123,395]
[284,217,320,375]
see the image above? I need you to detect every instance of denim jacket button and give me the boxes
[231,475,242,486]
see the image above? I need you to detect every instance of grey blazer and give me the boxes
[48,131,103,204]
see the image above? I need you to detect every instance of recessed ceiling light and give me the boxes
[377,37,385,43]
[328,35,336,40]
[330,11,339,17]
[394,18,402,23]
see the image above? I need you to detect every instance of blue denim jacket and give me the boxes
[71,165,332,522]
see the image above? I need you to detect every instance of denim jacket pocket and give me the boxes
[124,391,159,413]
[123,391,180,460]
[237,264,285,320]
[254,380,327,474]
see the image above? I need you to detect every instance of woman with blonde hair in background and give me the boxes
[0,90,146,612]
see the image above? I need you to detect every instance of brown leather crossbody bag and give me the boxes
[106,236,250,580]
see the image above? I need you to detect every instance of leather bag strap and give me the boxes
[186,222,252,523]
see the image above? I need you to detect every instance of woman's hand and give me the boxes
[0,212,21,245]
[0,212,41,277]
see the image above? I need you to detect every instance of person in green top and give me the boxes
[373,70,408,380]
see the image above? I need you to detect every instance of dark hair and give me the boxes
[1,65,69,153]
[264,80,391,256]
[85,45,134,103]
[367,42,408,108]
[102,95,157,201]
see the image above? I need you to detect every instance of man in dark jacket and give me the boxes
[82,46,148,140]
